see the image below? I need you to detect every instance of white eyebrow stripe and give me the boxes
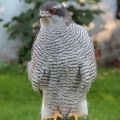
[53,4,62,9]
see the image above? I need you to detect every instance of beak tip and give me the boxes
[38,14,42,19]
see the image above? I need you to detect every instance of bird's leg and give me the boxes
[68,112,88,120]
[45,111,63,120]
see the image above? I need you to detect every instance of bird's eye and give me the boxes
[49,8,56,14]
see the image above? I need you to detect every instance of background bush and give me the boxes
[4,0,102,63]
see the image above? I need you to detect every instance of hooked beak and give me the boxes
[38,14,42,19]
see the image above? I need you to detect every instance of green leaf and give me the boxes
[0,18,3,22]
[92,10,104,14]
[87,0,101,4]
[3,22,10,28]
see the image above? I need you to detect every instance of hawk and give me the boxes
[28,1,97,120]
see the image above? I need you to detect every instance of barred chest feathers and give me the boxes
[29,22,96,116]
[36,22,83,63]
[28,1,96,119]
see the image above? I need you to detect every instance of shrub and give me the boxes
[4,0,102,63]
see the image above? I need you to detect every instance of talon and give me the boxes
[68,112,78,120]
[45,111,62,120]
[68,112,88,120]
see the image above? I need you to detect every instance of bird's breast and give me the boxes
[39,23,82,78]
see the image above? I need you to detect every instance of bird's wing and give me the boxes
[77,26,97,93]
[27,32,49,91]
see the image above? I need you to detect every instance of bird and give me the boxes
[27,1,97,120]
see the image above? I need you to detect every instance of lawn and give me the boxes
[0,65,120,120]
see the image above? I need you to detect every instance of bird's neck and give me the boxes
[40,16,72,29]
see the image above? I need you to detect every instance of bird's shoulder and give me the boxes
[72,23,90,36]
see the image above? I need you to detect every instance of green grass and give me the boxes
[88,67,120,120]
[0,65,120,120]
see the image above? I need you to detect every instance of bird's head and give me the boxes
[38,1,72,26]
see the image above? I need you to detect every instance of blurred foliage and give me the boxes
[0,61,8,69]
[4,0,102,63]
[0,61,26,74]
[0,18,3,22]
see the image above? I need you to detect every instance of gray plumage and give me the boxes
[28,1,96,119]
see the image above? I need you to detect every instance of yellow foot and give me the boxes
[45,111,63,120]
[68,112,88,120]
